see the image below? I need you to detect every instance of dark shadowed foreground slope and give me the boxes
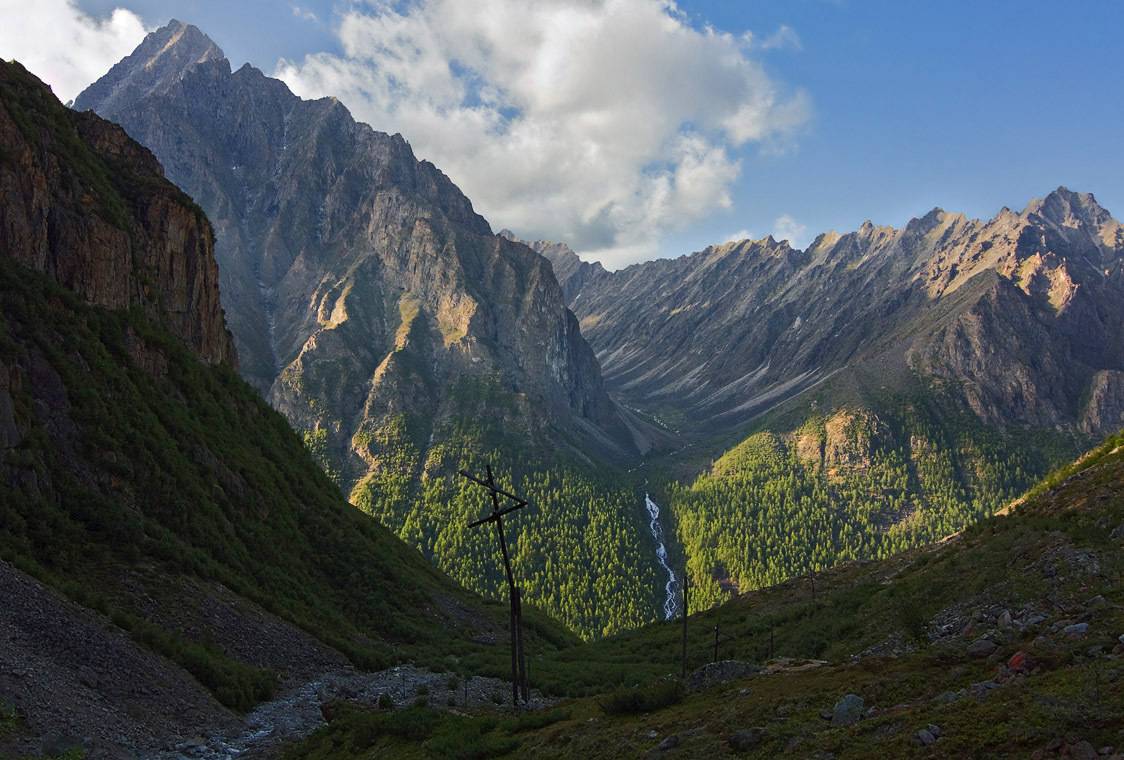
[0,60,574,756]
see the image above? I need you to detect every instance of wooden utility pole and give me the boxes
[461,464,530,710]
[707,622,736,663]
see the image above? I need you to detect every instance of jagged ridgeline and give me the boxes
[75,21,664,638]
[0,60,577,715]
[525,186,1124,610]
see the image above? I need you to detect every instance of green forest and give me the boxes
[341,383,663,640]
[319,375,1082,641]
[667,395,1078,610]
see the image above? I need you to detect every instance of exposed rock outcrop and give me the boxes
[0,61,236,368]
[500,229,608,303]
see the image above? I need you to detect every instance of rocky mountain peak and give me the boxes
[1023,186,1113,231]
[76,22,634,481]
[904,207,946,237]
[74,20,226,114]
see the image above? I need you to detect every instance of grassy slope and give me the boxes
[0,256,582,703]
[288,430,1124,758]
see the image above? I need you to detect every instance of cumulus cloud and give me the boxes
[276,0,809,268]
[772,214,809,247]
[723,229,754,244]
[0,0,148,104]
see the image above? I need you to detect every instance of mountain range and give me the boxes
[519,189,1124,439]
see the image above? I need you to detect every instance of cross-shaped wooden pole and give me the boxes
[461,464,530,710]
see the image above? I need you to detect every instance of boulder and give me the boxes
[729,728,766,752]
[967,638,998,658]
[832,694,864,726]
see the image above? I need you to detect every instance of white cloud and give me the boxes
[723,229,754,244]
[276,0,809,269]
[745,24,803,52]
[0,0,148,104]
[291,4,319,23]
[772,214,808,247]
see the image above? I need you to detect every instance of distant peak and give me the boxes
[1023,187,1111,228]
[137,19,224,70]
[74,20,226,114]
[904,207,945,235]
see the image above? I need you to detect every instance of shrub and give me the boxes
[598,680,683,715]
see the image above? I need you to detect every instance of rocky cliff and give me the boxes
[76,22,631,488]
[549,188,1124,439]
[500,229,608,303]
[0,60,235,368]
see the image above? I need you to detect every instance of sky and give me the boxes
[1,0,1121,270]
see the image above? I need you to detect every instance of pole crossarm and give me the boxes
[467,501,526,528]
[459,469,529,510]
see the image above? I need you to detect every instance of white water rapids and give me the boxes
[644,493,680,620]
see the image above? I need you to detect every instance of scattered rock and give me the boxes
[928,724,942,738]
[917,729,936,745]
[684,727,704,737]
[1065,623,1090,637]
[1067,740,1099,760]
[728,728,765,752]
[657,735,679,751]
[832,694,864,727]
[820,709,834,720]
[998,610,1013,628]
[685,660,759,693]
[648,731,659,740]
[967,638,998,658]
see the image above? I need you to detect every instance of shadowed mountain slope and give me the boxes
[1,60,573,755]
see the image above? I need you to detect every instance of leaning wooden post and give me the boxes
[461,464,530,712]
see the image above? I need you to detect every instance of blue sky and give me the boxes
[3,0,1121,268]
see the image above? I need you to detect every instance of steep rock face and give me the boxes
[555,188,1124,438]
[77,22,629,487]
[0,61,235,368]
[499,229,608,303]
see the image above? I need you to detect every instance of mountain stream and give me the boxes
[644,493,680,620]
